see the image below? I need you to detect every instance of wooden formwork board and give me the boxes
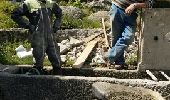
[73,38,100,68]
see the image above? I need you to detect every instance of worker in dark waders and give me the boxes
[11,0,62,75]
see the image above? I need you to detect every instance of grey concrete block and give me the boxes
[139,8,170,70]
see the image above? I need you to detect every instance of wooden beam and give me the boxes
[73,38,100,68]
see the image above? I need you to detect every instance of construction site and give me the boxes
[1,0,170,100]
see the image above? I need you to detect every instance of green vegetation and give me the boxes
[0,41,32,65]
[59,0,82,8]
[0,0,18,29]
[0,40,52,65]
[0,40,75,66]
[68,0,82,8]
[0,0,101,29]
[61,55,74,67]
[125,53,138,66]
[59,0,101,29]
[61,14,101,29]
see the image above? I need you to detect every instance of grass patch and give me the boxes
[0,0,18,29]
[125,53,138,66]
[61,14,101,29]
[0,41,52,66]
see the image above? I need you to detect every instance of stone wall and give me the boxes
[0,28,102,43]
[0,28,29,43]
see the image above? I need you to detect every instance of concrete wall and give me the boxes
[0,73,169,100]
[139,8,170,70]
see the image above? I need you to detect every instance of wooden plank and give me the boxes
[73,38,99,68]
[146,70,158,81]
[160,71,170,81]
[84,32,103,43]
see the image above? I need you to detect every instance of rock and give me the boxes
[69,37,84,47]
[88,11,109,21]
[61,55,67,62]
[86,0,112,12]
[61,6,83,19]
[92,48,105,64]
[58,43,71,54]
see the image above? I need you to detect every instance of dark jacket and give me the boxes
[11,0,62,33]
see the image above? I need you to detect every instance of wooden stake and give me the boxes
[102,18,110,48]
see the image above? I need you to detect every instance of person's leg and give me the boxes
[32,47,45,69]
[108,4,125,64]
[113,12,137,65]
[46,34,61,74]
[31,32,46,72]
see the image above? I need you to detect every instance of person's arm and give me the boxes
[52,3,62,32]
[132,3,146,8]
[11,3,34,32]
[125,0,153,15]
[125,3,145,15]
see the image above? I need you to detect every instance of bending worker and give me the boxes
[11,0,62,74]
[106,0,154,69]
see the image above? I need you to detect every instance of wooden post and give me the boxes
[102,18,110,48]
